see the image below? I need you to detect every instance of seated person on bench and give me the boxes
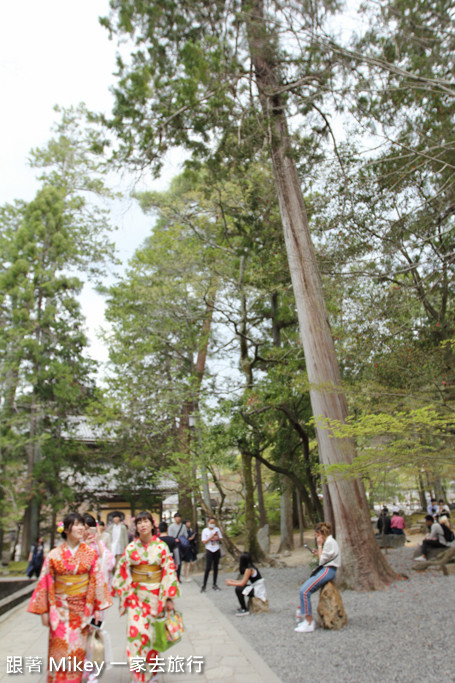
[414,515,448,561]
[390,511,406,535]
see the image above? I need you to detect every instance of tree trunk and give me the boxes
[295,488,305,547]
[278,405,323,520]
[322,482,335,533]
[244,0,398,588]
[255,458,267,528]
[248,446,317,524]
[21,402,41,559]
[417,472,427,511]
[433,474,444,501]
[367,478,375,511]
[50,509,56,550]
[177,402,194,522]
[278,475,294,552]
[177,293,216,521]
[241,450,265,562]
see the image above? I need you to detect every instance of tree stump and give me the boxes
[317,581,347,630]
[248,596,270,613]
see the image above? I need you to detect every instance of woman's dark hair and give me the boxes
[83,513,97,528]
[62,512,84,540]
[239,552,256,575]
[135,511,156,536]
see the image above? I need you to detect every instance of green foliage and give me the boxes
[99,0,454,535]
[315,405,454,483]
[0,108,117,544]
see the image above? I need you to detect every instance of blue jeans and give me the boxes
[300,566,337,617]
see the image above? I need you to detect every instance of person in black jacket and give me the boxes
[377,507,392,535]
[26,536,45,578]
[158,521,177,554]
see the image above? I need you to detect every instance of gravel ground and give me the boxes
[196,548,455,683]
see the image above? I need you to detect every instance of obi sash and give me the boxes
[131,564,161,584]
[55,573,89,597]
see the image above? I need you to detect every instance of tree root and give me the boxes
[412,547,455,572]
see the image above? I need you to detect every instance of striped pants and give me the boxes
[300,566,337,617]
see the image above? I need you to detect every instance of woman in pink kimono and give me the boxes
[83,514,115,589]
[113,511,180,683]
[27,513,112,683]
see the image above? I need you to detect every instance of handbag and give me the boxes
[176,524,190,550]
[83,625,111,680]
[178,535,190,550]
[153,610,184,652]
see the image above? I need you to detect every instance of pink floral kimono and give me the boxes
[27,542,112,683]
[86,538,115,589]
[112,537,180,682]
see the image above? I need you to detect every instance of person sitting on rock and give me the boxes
[295,522,340,633]
[414,515,448,561]
[438,516,455,543]
[225,552,267,617]
[377,507,392,535]
[390,511,406,535]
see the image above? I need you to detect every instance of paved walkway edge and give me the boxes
[197,588,281,683]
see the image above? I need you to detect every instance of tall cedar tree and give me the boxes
[102,0,397,587]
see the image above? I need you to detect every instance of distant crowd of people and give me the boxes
[377,507,407,536]
[376,499,452,540]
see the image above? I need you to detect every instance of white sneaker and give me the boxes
[294,619,315,633]
[414,555,426,562]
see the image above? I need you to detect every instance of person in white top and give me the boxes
[106,513,129,567]
[295,521,340,633]
[200,517,223,592]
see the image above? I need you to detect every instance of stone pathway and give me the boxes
[0,579,281,683]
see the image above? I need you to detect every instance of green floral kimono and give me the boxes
[112,537,180,682]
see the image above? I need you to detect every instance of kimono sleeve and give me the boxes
[112,545,133,611]
[27,555,55,615]
[83,552,113,626]
[99,540,115,583]
[157,541,180,614]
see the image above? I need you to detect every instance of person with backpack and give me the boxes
[415,514,449,561]
[168,512,189,581]
[439,516,455,543]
